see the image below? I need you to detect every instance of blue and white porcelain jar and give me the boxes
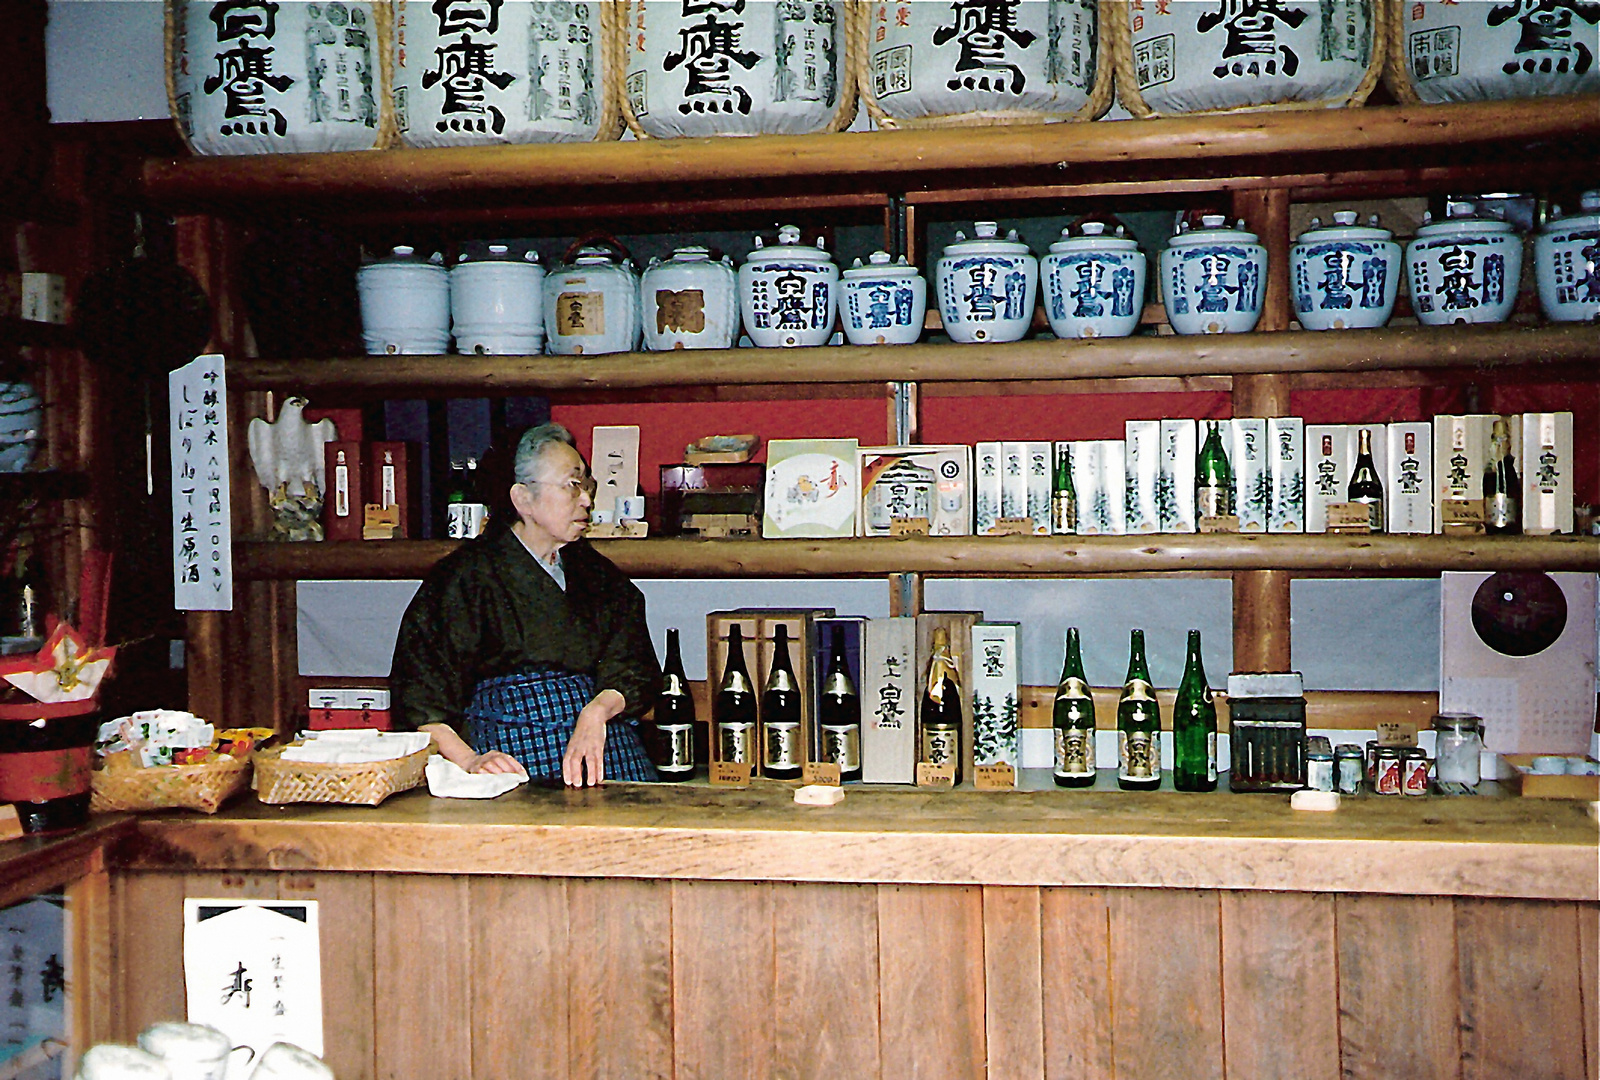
[640,246,739,351]
[1291,211,1401,331]
[357,246,451,355]
[544,240,641,356]
[1534,191,1599,324]
[840,252,926,346]
[738,227,839,348]
[0,382,42,473]
[1041,221,1146,339]
[935,222,1038,344]
[1160,215,1266,335]
[451,245,545,355]
[1405,207,1522,326]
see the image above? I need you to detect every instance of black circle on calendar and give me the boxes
[1471,572,1567,658]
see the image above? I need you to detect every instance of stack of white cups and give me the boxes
[75,1023,333,1080]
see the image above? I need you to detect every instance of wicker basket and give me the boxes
[252,744,432,807]
[90,755,251,815]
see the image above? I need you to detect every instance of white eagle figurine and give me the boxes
[247,396,338,541]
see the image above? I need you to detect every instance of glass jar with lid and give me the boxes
[1432,713,1485,787]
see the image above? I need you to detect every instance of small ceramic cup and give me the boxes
[138,1022,254,1080]
[75,1044,173,1080]
[249,1043,335,1080]
[1527,755,1569,775]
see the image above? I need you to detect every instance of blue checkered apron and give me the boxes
[464,667,660,783]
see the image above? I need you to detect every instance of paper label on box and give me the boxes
[1376,722,1416,747]
[802,761,841,786]
[916,761,956,787]
[991,518,1034,535]
[710,761,752,786]
[889,517,930,536]
[1441,500,1485,529]
[1198,515,1239,533]
[974,763,1015,789]
[1326,503,1375,531]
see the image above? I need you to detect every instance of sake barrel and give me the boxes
[855,0,1112,127]
[1385,0,1599,105]
[167,0,393,155]
[1109,0,1384,117]
[622,0,856,136]
[392,0,624,146]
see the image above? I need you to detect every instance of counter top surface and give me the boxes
[122,777,1599,901]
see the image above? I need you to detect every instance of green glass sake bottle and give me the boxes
[1195,420,1233,519]
[817,628,862,782]
[1051,443,1077,535]
[651,628,696,781]
[1052,628,1097,788]
[1117,630,1161,791]
[761,624,804,781]
[1172,630,1217,792]
[715,624,757,767]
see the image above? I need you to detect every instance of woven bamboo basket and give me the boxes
[90,755,251,815]
[253,744,432,806]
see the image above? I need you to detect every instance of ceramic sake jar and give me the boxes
[840,252,926,346]
[357,246,450,354]
[168,0,388,155]
[1534,191,1600,323]
[392,0,618,146]
[623,0,852,138]
[1405,207,1523,326]
[1112,0,1382,116]
[857,0,1107,126]
[640,246,739,351]
[1386,0,1600,105]
[935,222,1039,344]
[0,382,42,473]
[1041,221,1146,339]
[544,241,641,355]
[1160,216,1266,335]
[1291,211,1401,330]
[738,227,838,348]
[451,245,545,355]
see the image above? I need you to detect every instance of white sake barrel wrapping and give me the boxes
[855,0,1111,127]
[392,0,623,146]
[167,0,393,155]
[1110,0,1384,117]
[622,0,856,136]
[1385,0,1599,105]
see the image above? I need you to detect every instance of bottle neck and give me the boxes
[766,629,796,693]
[1180,631,1206,687]
[1125,632,1151,684]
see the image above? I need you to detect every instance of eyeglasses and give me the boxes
[525,475,597,499]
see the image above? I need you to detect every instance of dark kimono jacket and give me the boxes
[391,527,661,734]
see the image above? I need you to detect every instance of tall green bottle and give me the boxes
[1052,628,1097,787]
[1172,630,1217,792]
[1051,443,1077,534]
[1195,420,1233,519]
[1116,629,1161,791]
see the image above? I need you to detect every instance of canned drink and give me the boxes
[1335,745,1365,795]
[1402,748,1430,796]
[1365,739,1379,784]
[1306,751,1334,793]
[1374,746,1404,795]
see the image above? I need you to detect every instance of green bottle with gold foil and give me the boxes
[1117,630,1161,791]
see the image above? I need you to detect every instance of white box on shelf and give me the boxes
[1124,420,1161,535]
[1521,412,1574,535]
[858,445,972,537]
[1305,424,1348,534]
[1432,414,1497,531]
[974,442,1002,535]
[1025,442,1052,535]
[1072,440,1105,536]
[861,616,918,784]
[1100,440,1127,536]
[762,439,860,538]
[1385,422,1433,535]
[1267,417,1304,534]
[970,622,1020,779]
[1159,419,1197,534]
[1230,418,1269,533]
[1000,442,1029,524]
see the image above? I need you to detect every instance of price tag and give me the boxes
[974,763,1016,790]
[709,761,752,787]
[916,762,956,788]
[888,517,931,537]
[1376,722,1417,747]
[1198,515,1240,534]
[802,761,841,787]
[1325,503,1374,532]
[989,517,1035,536]
[1440,500,1485,533]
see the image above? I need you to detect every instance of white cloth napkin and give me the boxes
[280,730,432,764]
[426,753,528,799]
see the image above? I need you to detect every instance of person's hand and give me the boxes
[467,750,527,777]
[562,709,607,787]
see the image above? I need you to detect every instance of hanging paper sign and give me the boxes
[183,900,323,1062]
[0,896,68,1079]
[171,354,233,612]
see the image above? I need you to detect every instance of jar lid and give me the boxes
[1544,190,1600,230]
[1048,220,1140,254]
[1307,750,1334,761]
[456,243,540,265]
[1401,746,1429,759]
[746,225,833,264]
[1414,204,1517,238]
[668,245,713,262]
[1432,712,1484,730]
[1375,745,1403,758]
[843,250,920,278]
[1296,210,1392,243]
[943,221,1031,257]
[1168,214,1259,247]
[1334,744,1365,758]
[370,245,445,267]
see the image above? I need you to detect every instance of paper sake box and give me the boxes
[1230,418,1269,534]
[1305,424,1348,534]
[1432,414,1496,533]
[861,616,917,784]
[1522,413,1575,535]
[1386,423,1433,535]
[970,622,1020,786]
[1267,417,1304,534]
[763,439,859,538]
[1159,419,1197,533]
[974,442,1003,535]
[1124,421,1161,535]
[859,445,971,537]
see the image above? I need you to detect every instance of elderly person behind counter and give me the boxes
[391,422,661,786]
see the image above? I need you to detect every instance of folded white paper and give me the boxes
[282,730,431,764]
[426,754,527,798]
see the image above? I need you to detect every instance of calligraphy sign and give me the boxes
[170,354,233,611]
[184,899,323,1061]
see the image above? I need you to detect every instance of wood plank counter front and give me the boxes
[106,784,1598,1080]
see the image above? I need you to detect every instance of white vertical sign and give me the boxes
[184,900,323,1065]
[170,354,232,611]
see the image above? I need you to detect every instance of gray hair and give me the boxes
[512,422,579,484]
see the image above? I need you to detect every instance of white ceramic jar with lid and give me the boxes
[840,252,926,346]
[738,226,839,348]
[451,244,545,355]
[935,222,1038,344]
[1291,211,1402,330]
[1404,205,1523,326]
[640,246,739,351]
[1040,221,1146,339]
[544,239,641,356]
[357,246,451,355]
[1534,191,1600,323]
[1159,215,1266,335]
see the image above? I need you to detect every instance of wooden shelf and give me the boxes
[143,97,1600,213]
[235,533,1599,581]
[228,324,1599,395]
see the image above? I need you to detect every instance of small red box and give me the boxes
[323,441,364,542]
[307,707,393,731]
